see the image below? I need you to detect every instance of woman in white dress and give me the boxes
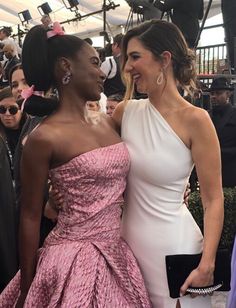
[113,20,224,308]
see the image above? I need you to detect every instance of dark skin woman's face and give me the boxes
[70,44,105,102]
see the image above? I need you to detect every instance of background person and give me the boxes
[221,0,236,72]
[2,44,20,85]
[9,63,55,246]
[101,33,126,97]
[0,87,25,159]
[0,27,21,60]
[86,100,101,112]
[153,0,204,48]
[0,92,18,292]
[40,15,53,30]
[227,236,236,308]
[210,77,236,188]
[106,93,123,117]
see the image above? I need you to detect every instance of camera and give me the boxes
[148,0,164,5]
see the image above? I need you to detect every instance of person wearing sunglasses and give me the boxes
[0,87,25,158]
[0,104,19,115]
[8,64,56,247]
[0,88,19,292]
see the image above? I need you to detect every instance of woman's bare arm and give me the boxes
[18,127,53,296]
[181,108,224,294]
[111,101,126,131]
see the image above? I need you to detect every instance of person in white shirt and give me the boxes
[0,27,21,59]
[100,34,125,97]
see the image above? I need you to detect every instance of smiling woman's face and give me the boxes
[11,68,29,102]
[124,37,163,94]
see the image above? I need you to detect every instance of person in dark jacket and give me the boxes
[9,63,56,246]
[221,0,236,72]
[2,44,20,85]
[210,77,236,188]
[0,132,18,292]
[153,0,204,48]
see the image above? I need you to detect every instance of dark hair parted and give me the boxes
[21,25,86,115]
[113,33,124,48]
[121,20,196,98]
[9,63,23,88]
[22,25,86,92]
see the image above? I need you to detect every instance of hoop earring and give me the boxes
[62,72,72,85]
[156,71,164,86]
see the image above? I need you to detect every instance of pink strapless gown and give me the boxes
[0,142,151,308]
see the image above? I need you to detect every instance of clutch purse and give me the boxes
[165,249,231,298]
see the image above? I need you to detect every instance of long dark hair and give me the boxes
[21,24,86,116]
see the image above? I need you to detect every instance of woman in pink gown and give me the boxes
[0,23,151,308]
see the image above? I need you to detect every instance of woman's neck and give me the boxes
[148,79,183,111]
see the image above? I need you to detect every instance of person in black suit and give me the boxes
[153,0,204,48]
[2,44,20,85]
[210,77,236,188]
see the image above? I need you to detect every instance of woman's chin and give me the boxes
[136,86,147,94]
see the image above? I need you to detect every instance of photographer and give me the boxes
[152,0,204,48]
[221,0,236,72]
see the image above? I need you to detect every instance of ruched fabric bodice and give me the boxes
[0,142,151,308]
[46,142,128,245]
[121,99,209,308]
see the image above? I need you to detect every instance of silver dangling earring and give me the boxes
[156,71,164,86]
[62,72,72,85]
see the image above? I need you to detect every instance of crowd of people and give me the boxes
[0,6,235,308]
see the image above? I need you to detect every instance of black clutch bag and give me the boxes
[165,249,231,298]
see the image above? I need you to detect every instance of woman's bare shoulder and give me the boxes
[24,120,55,152]
[112,101,127,127]
[181,103,211,126]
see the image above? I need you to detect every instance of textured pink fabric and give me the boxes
[0,142,151,308]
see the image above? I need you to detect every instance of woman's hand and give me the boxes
[183,183,191,206]
[180,265,214,297]
[44,201,58,222]
[48,187,64,212]
[44,187,64,221]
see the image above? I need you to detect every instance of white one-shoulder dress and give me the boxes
[121,99,211,308]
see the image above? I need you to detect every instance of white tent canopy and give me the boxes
[0,0,222,42]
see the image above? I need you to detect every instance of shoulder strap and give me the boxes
[107,58,113,79]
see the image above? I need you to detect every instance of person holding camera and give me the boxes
[152,0,204,48]
[221,0,236,72]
